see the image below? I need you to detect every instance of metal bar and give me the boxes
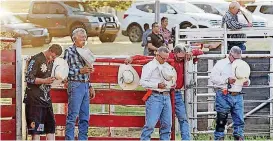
[194,85,273,89]
[197,111,216,116]
[196,54,273,59]
[191,131,272,135]
[190,100,273,104]
[175,24,179,47]
[196,93,215,97]
[193,63,198,133]
[196,76,210,79]
[270,38,273,138]
[190,71,273,74]
[207,60,214,129]
[155,0,160,23]
[178,38,224,41]
[15,37,22,140]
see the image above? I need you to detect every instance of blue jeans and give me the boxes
[214,90,244,140]
[140,93,172,140]
[175,91,191,140]
[65,81,90,140]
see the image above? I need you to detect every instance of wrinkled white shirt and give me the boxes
[210,58,250,92]
[140,59,170,92]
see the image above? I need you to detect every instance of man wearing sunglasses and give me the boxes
[125,45,203,140]
[222,1,252,51]
[210,46,250,140]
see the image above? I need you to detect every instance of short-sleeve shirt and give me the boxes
[147,32,165,56]
[23,52,53,107]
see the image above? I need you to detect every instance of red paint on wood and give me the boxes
[0,50,15,63]
[0,89,16,98]
[1,119,16,132]
[51,89,146,105]
[0,133,16,140]
[0,64,15,84]
[55,114,157,127]
[0,105,15,117]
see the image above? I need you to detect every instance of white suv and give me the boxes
[121,0,222,42]
[246,1,273,27]
[188,0,268,27]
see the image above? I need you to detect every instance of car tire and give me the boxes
[99,34,117,43]
[70,24,86,41]
[128,24,143,42]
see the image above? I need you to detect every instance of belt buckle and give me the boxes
[162,91,170,95]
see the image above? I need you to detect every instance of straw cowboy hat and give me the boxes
[51,57,69,85]
[229,59,250,91]
[76,47,96,67]
[118,64,140,90]
[160,64,177,89]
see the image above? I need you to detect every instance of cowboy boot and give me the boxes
[234,136,244,141]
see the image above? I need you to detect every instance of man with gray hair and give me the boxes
[139,46,173,140]
[125,45,203,140]
[64,28,95,140]
[210,46,250,140]
[222,1,252,51]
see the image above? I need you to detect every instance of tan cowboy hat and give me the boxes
[51,57,69,85]
[118,64,140,90]
[161,64,177,89]
[76,47,96,67]
[232,59,251,86]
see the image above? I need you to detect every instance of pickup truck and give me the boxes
[16,0,120,43]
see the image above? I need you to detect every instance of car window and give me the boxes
[32,3,48,14]
[245,5,257,13]
[49,3,66,14]
[64,2,85,12]
[136,4,155,13]
[194,4,220,15]
[160,3,176,14]
[260,5,273,14]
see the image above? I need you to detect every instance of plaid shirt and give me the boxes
[64,45,90,82]
[222,11,248,44]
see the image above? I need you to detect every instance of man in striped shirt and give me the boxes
[64,28,95,140]
[222,1,252,51]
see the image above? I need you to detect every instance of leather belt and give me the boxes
[152,90,170,95]
[69,80,89,83]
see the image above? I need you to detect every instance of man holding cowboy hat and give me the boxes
[63,28,95,140]
[210,46,251,140]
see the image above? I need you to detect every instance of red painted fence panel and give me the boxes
[0,64,16,84]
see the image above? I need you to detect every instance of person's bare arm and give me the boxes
[147,43,158,51]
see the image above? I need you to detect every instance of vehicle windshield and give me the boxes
[64,2,97,12]
[64,2,85,12]
[0,14,23,25]
[172,2,205,13]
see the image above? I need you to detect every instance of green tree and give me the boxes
[86,0,134,11]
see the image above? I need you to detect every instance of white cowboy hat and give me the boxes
[51,57,69,85]
[118,64,140,90]
[76,47,96,67]
[230,59,250,91]
[161,64,177,89]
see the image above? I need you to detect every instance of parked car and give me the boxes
[121,0,223,42]
[15,0,120,42]
[0,10,50,47]
[188,0,268,27]
[245,0,273,27]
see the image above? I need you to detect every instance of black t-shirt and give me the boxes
[23,52,53,107]
[147,32,164,56]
